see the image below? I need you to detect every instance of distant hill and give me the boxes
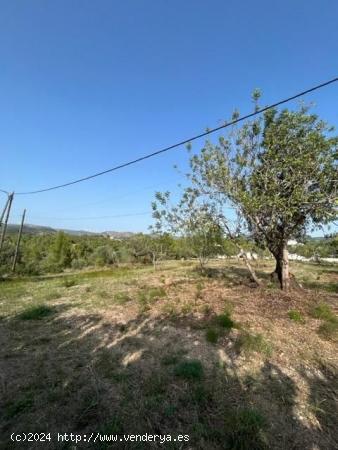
[6,223,135,238]
[6,223,99,236]
[6,224,57,235]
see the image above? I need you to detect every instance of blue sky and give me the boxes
[1,0,337,233]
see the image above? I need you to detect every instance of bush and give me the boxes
[288,310,305,323]
[236,332,272,356]
[71,258,86,270]
[318,320,338,340]
[114,292,132,305]
[206,327,219,343]
[174,360,204,381]
[310,303,336,321]
[216,312,235,329]
[91,245,117,266]
[63,278,77,288]
[18,305,54,320]
[225,408,268,450]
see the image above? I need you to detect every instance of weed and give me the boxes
[310,303,336,322]
[225,408,268,450]
[318,320,338,340]
[5,392,34,418]
[236,332,272,356]
[195,282,204,300]
[138,286,166,311]
[161,354,181,366]
[288,310,305,323]
[200,304,212,315]
[63,278,77,288]
[44,290,62,301]
[97,290,110,299]
[206,327,219,344]
[216,312,235,330]
[99,416,124,438]
[181,302,193,314]
[174,360,204,381]
[17,305,54,320]
[161,302,178,317]
[191,384,212,405]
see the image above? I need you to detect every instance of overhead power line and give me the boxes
[6,76,338,196]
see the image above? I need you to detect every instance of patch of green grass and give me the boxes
[191,383,212,405]
[63,278,77,288]
[147,286,166,300]
[195,282,204,300]
[17,305,54,321]
[225,408,268,450]
[137,286,166,311]
[161,348,187,366]
[288,310,305,323]
[5,392,34,419]
[161,354,181,366]
[206,327,219,344]
[236,332,272,356]
[181,302,193,314]
[200,304,212,315]
[310,303,337,321]
[318,320,338,341]
[113,291,132,304]
[97,289,110,299]
[42,290,62,301]
[174,360,204,381]
[161,302,178,317]
[215,312,235,329]
[304,281,338,293]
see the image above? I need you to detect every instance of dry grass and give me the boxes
[0,259,337,449]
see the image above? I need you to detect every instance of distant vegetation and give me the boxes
[0,229,337,277]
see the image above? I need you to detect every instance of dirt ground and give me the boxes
[0,260,337,449]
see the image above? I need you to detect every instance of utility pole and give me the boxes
[12,209,26,272]
[0,196,10,228]
[0,192,14,253]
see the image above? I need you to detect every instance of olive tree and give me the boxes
[152,192,225,270]
[185,97,337,290]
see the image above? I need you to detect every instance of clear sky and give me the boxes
[1,0,337,234]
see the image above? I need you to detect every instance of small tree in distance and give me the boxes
[152,193,225,270]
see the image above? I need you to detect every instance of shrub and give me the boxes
[216,312,235,329]
[310,303,336,322]
[138,286,166,311]
[318,320,338,340]
[206,327,219,343]
[225,408,268,450]
[161,354,181,366]
[236,332,272,356]
[63,278,77,288]
[44,291,62,301]
[91,245,117,266]
[174,360,204,381]
[288,310,305,323]
[71,258,86,270]
[97,290,110,299]
[5,392,34,419]
[114,292,132,305]
[18,305,54,320]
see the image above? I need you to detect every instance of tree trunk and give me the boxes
[241,252,261,286]
[273,245,290,291]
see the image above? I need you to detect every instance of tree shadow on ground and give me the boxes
[0,303,337,449]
